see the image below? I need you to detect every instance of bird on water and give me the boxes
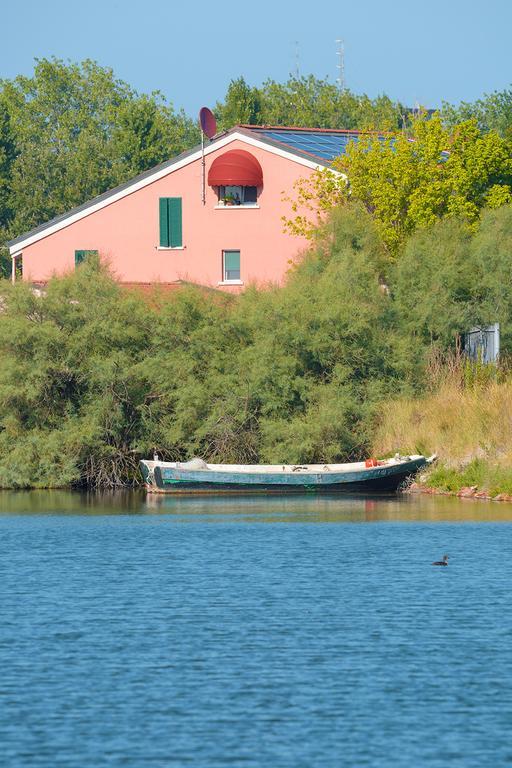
[432,554,449,566]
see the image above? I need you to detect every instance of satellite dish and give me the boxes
[199,107,217,139]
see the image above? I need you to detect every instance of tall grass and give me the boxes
[373,353,512,493]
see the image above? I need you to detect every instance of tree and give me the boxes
[213,74,406,131]
[0,99,16,277]
[111,95,199,178]
[0,58,199,242]
[258,75,404,130]
[227,205,404,462]
[284,116,512,258]
[215,77,262,130]
[469,205,512,350]
[442,87,512,139]
[393,217,475,348]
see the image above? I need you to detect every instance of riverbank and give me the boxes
[407,480,512,502]
[2,203,512,491]
[375,374,512,499]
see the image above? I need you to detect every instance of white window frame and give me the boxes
[220,249,242,285]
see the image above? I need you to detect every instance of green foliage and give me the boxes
[257,76,404,130]
[237,208,402,461]
[0,99,15,231]
[393,217,475,347]
[427,460,487,493]
[470,205,512,348]
[0,250,9,279]
[427,460,512,497]
[0,206,408,487]
[286,116,512,256]
[394,204,512,351]
[215,77,262,130]
[2,202,512,489]
[216,76,512,138]
[334,116,512,254]
[442,86,512,138]
[0,261,153,487]
[0,58,199,241]
[0,99,15,276]
[215,75,405,132]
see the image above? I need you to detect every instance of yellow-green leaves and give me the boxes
[285,116,512,258]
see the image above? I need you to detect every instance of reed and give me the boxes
[374,355,512,494]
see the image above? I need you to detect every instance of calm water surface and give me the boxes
[1,491,512,767]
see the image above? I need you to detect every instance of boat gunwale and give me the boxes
[141,455,427,477]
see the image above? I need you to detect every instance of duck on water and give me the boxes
[432,555,449,566]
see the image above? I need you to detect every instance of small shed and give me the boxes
[463,323,500,364]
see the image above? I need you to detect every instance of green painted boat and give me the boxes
[140,454,434,495]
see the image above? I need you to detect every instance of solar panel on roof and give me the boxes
[259,129,363,161]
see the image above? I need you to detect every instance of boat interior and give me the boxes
[142,455,424,474]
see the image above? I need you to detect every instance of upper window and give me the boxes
[217,185,258,206]
[159,198,182,248]
[208,150,263,208]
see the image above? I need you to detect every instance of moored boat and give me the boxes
[140,454,434,495]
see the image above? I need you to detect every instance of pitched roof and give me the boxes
[8,125,356,253]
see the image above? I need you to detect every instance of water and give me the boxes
[1,491,512,767]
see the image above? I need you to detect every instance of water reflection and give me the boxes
[1,488,512,522]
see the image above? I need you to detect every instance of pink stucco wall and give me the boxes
[20,139,313,290]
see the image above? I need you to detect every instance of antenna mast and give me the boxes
[198,107,217,206]
[294,40,300,78]
[336,39,345,92]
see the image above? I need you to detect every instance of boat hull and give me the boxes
[140,457,428,495]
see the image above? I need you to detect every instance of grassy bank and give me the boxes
[374,368,512,496]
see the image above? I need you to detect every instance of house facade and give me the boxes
[8,126,359,291]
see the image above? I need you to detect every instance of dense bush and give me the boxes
[0,208,403,488]
[1,203,512,489]
[393,205,512,350]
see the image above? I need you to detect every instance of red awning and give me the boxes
[208,150,263,187]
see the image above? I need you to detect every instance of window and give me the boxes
[218,186,258,206]
[223,250,240,282]
[75,250,98,267]
[159,198,182,247]
[12,253,22,283]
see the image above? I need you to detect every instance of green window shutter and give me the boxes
[169,198,182,247]
[159,198,170,247]
[75,249,98,267]
[159,197,182,247]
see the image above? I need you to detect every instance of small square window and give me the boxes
[223,250,240,281]
[75,249,98,267]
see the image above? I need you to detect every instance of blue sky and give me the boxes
[2,0,511,118]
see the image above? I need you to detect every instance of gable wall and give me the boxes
[19,139,313,289]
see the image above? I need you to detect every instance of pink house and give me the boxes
[8,126,358,291]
